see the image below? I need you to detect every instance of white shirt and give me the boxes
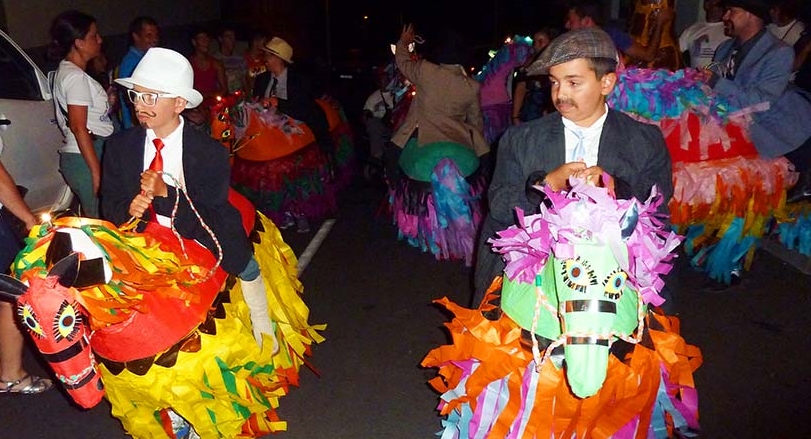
[53,60,114,153]
[768,19,805,47]
[363,89,394,118]
[561,105,608,167]
[265,67,288,100]
[678,21,730,68]
[144,117,186,227]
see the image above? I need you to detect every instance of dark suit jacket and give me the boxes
[100,121,252,275]
[473,109,673,299]
[252,67,332,150]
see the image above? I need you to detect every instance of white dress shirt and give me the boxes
[144,117,186,227]
[561,105,608,167]
[264,67,289,100]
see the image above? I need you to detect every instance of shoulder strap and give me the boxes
[379,90,391,110]
[48,69,70,121]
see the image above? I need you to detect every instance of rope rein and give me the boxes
[530,273,646,373]
[125,171,223,284]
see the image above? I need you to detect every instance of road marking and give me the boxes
[297,219,336,276]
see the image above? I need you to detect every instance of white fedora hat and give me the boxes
[261,37,294,64]
[115,47,204,109]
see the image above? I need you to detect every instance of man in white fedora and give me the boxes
[252,37,337,183]
[100,47,278,352]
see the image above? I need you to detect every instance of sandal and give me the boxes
[0,374,53,394]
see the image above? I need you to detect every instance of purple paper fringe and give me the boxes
[489,179,682,306]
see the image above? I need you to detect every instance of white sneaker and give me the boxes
[295,215,310,233]
[278,212,295,229]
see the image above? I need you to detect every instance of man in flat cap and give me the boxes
[472,28,673,305]
[704,0,811,204]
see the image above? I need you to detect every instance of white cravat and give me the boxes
[568,127,586,163]
[561,106,608,167]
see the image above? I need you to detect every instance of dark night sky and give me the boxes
[325,0,568,66]
[218,0,571,71]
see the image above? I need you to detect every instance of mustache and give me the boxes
[555,99,576,107]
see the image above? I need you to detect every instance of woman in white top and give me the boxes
[50,10,114,218]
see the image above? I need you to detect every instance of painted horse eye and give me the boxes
[603,269,627,300]
[53,301,82,343]
[18,304,46,339]
[561,257,597,293]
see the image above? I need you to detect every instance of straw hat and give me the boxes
[261,37,294,64]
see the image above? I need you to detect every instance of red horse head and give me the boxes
[1,252,105,408]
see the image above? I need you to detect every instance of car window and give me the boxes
[0,34,41,100]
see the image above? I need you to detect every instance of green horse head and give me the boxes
[501,239,640,398]
[491,179,680,399]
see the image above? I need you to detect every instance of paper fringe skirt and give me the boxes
[608,67,801,282]
[422,281,702,439]
[97,214,326,438]
[230,116,354,225]
[773,204,811,256]
[669,156,798,281]
[389,159,485,266]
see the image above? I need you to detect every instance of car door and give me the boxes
[0,29,72,215]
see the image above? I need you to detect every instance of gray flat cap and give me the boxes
[527,28,618,75]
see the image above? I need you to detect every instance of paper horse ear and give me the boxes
[49,253,80,288]
[45,230,74,267]
[0,274,28,302]
[619,201,639,240]
[45,230,110,288]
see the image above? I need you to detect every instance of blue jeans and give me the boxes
[238,257,261,281]
[0,214,22,273]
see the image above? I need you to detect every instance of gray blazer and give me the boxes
[713,30,811,158]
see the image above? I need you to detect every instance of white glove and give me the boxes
[240,276,279,354]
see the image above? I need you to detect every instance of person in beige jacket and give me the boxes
[386,24,489,181]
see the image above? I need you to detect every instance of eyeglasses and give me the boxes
[127,89,178,107]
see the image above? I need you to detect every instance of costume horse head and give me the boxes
[0,205,322,437]
[0,218,227,408]
[0,251,104,406]
[475,35,533,108]
[474,36,533,144]
[490,178,681,398]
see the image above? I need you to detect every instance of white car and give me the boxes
[0,29,72,215]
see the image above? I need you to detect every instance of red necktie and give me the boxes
[150,138,164,171]
[146,138,164,221]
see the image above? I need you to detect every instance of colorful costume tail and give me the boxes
[609,67,800,283]
[390,158,484,265]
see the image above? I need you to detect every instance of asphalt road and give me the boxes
[2,176,810,438]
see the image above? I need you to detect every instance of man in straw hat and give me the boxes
[100,47,278,352]
[472,28,673,305]
[252,36,337,184]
